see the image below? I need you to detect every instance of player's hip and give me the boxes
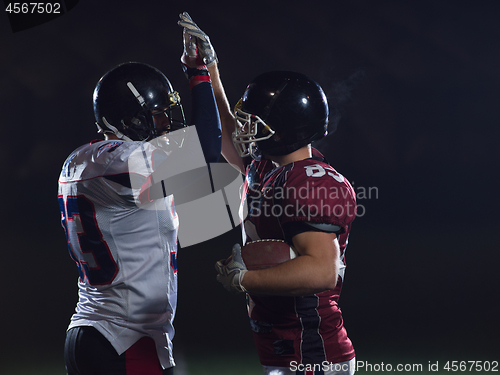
[251,321,354,368]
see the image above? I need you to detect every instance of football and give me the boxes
[241,239,298,270]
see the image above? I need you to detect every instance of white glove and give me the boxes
[178,15,210,85]
[182,28,198,61]
[178,11,218,67]
[215,244,248,293]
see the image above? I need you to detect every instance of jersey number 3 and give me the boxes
[58,195,119,285]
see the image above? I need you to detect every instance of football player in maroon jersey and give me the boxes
[180,12,357,375]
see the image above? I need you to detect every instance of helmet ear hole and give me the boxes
[130,117,142,127]
[125,113,154,140]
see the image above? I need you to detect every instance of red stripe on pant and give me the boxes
[125,336,162,375]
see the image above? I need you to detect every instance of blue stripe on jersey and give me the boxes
[295,295,326,364]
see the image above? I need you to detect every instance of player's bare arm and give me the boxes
[243,231,339,296]
[178,12,246,174]
[208,64,246,173]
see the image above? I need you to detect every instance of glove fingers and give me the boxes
[182,27,208,42]
[178,21,197,31]
[231,243,246,266]
[179,11,194,24]
[232,243,241,254]
[178,13,209,42]
[178,12,217,66]
[179,11,204,34]
[215,259,226,274]
[182,30,198,58]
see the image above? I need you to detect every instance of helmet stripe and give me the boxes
[126,82,147,108]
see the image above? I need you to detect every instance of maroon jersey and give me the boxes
[241,148,356,367]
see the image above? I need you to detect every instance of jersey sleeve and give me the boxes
[190,81,221,163]
[279,161,357,234]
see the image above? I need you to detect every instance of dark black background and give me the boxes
[1,0,499,369]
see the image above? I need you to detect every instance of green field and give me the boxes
[1,352,498,375]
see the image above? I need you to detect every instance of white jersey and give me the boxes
[58,139,179,369]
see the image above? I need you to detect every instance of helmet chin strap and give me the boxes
[102,117,133,141]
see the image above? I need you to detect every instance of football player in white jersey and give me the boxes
[58,31,221,374]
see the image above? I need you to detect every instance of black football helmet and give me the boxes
[233,71,329,158]
[93,62,186,141]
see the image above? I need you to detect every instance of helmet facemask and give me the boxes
[121,82,186,142]
[232,99,275,158]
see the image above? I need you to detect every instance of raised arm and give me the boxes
[208,63,247,173]
[179,26,221,164]
[178,12,247,174]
